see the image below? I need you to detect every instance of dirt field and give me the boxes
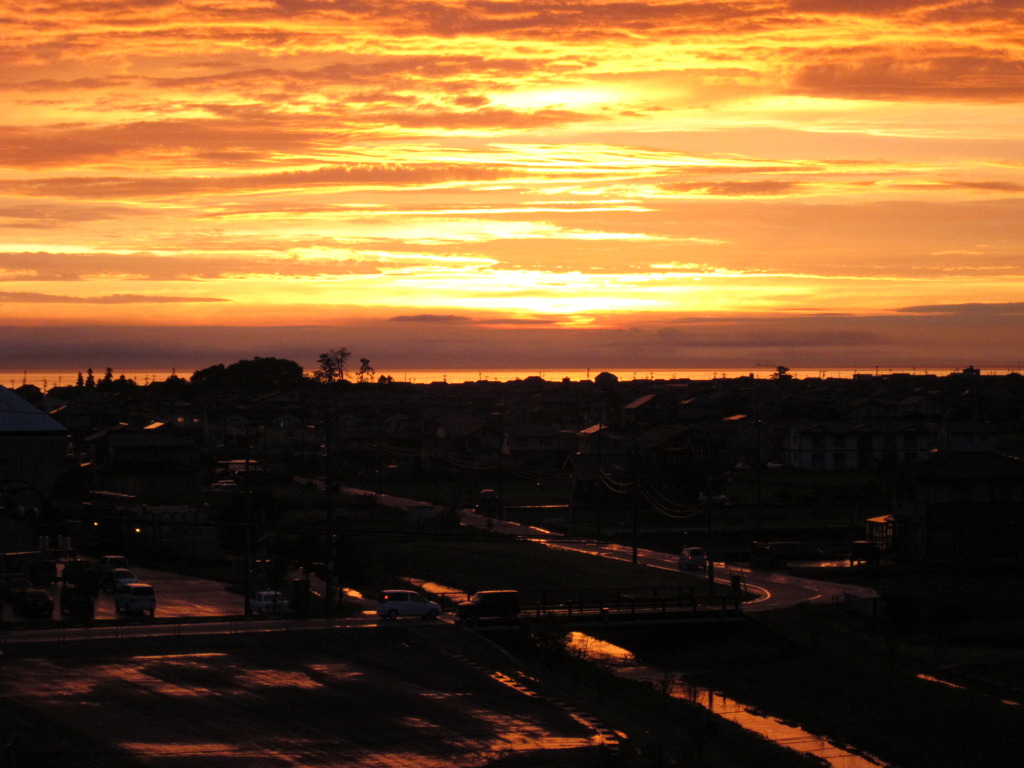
[0,624,612,767]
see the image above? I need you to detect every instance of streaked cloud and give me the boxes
[390,314,474,323]
[0,291,228,304]
[897,302,1024,316]
[2,0,1023,373]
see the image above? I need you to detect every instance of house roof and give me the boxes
[0,386,67,434]
[625,393,657,410]
[1,386,69,498]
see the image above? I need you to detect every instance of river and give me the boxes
[567,631,889,768]
[411,577,889,766]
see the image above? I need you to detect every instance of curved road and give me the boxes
[458,509,880,612]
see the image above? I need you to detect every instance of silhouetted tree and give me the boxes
[102,374,139,393]
[192,357,305,393]
[191,363,228,390]
[314,348,352,383]
[357,358,375,383]
[97,367,125,391]
[147,373,190,398]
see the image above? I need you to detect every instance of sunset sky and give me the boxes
[3,0,1024,378]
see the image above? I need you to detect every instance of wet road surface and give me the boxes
[0,625,611,767]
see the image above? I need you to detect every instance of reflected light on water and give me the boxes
[567,632,889,768]
[916,673,964,690]
[131,653,228,660]
[567,631,636,661]
[118,742,248,758]
[917,673,1020,707]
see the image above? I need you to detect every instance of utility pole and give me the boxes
[243,445,252,616]
[323,405,336,616]
[632,431,639,564]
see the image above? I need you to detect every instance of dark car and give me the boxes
[15,588,54,619]
[61,559,102,595]
[456,590,519,621]
[679,546,708,571]
[60,585,95,620]
[474,489,503,517]
[2,574,32,603]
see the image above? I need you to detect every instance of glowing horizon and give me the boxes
[3,1,1023,372]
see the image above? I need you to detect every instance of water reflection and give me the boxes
[567,632,889,768]
[917,673,1020,707]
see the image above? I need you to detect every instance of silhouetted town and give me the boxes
[4,360,1024,569]
[5,361,1024,768]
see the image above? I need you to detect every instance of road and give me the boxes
[1,557,617,767]
[339,487,879,613]
[0,624,614,768]
[2,563,247,628]
[458,509,880,612]
[1,508,877,639]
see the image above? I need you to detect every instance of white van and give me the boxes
[115,582,156,616]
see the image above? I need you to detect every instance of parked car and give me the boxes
[99,555,130,570]
[250,590,289,616]
[60,584,95,620]
[2,574,32,602]
[456,590,519,621]
[61,559,102,595]
[679,546,709,571]
[115,582,156,616]
[28,558,58,585]
[15,588,54,619]
[376,589,442,620]
[103,568,139,592]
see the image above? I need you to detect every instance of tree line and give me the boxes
[39,348,389,397]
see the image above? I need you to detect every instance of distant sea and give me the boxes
[4,365,1022,391]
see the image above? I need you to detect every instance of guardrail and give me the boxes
[0,615,358,647]
[436,586,743,628]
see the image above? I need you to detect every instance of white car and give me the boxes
[111,568,139,585]
[680,546,709,570]
[115,582,156,616]
[104,568,140,592]
[376,589,441,620]
[250,590,289,615]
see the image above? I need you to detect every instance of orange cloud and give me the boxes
[3,0,1024,372]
